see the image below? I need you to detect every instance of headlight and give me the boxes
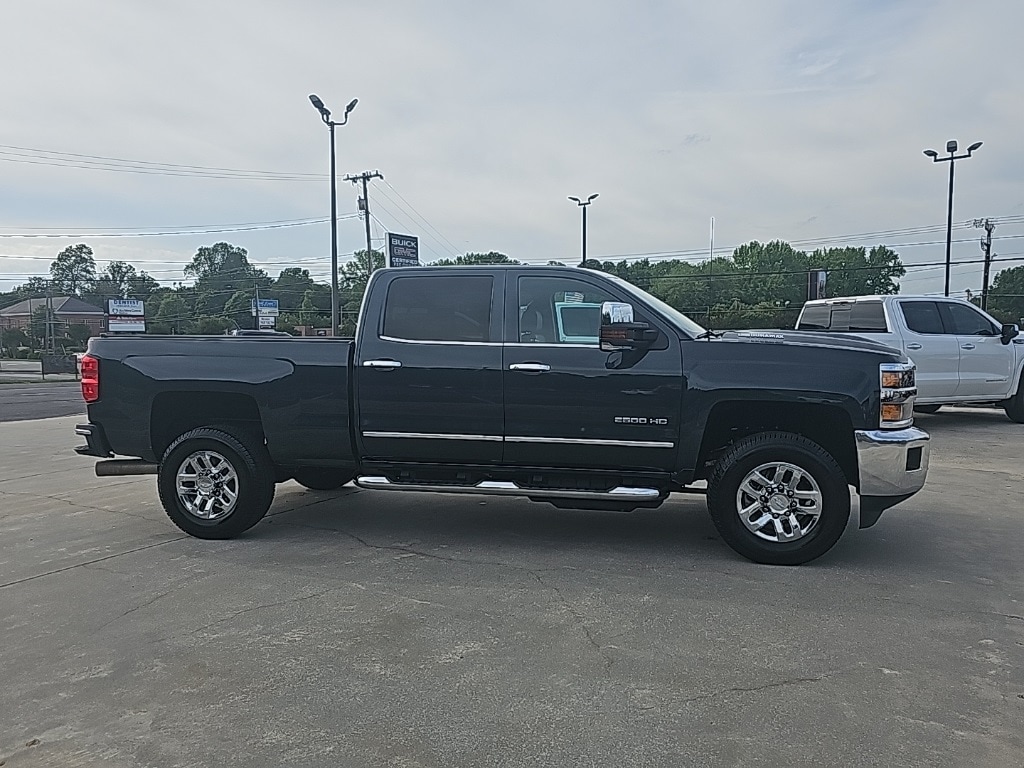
[879,362,916,428]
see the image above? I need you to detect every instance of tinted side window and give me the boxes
[944,303,997,336]
[383,275,493,342]
[900,302,944,335]
[849,302,888,332]
[517,276,612,344]
[797,305,830,330]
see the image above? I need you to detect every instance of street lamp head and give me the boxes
[923,149,938,158]
[568,196,581,203]
[967,141,983,152]
[308,93,330,120]
[946,140,958,153]
[587,193,599,202]
[345,98,359,115]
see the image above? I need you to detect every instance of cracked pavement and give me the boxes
[1,411,1022,767]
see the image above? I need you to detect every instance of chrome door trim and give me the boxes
[378,335,502,347]
[362,431,503,442]
[505,435,674,449]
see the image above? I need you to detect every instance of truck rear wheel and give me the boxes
[706,431,850,565]
[157,427,275,539]
[293,468,354,491]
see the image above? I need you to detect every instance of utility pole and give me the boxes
[974,218,996,310]
[345,170,384,276]
[254,279,261,330]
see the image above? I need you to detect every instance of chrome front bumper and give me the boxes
[854,427,930,527]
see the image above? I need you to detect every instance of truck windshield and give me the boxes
[601,273,706,338]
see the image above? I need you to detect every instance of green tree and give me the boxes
[223,290,256,328]
[29,305,57,347]
[432,251,518,266]
[50,244,97,295]
[66,323,93,347]
[1,327,29,355]
[987,265,1024,324]
[192,316,234,335]
[341,250,386,308]
[807,245,905,297]
[271,268,315,312]
[153,293,189,334]
[91,261,161,300]
[185,242,268,316]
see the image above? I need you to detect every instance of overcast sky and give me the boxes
[2,0,1022,297]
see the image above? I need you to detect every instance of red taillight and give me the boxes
[81,354,99,403]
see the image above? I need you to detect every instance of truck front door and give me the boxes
[502,273,683,472]
[355,272,504,464]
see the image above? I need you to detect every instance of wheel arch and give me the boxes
[694,400,859,489]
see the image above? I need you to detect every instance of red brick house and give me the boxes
[0,296,106,334]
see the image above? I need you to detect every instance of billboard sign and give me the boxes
[250,299,279,317]
[107,299,146,333]
[387,233,420,267]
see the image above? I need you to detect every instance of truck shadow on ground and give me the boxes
[246,485,945,570]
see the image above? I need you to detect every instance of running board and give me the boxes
[355,476,662,501]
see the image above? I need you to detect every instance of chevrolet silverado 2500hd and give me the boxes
[76,266,930,565]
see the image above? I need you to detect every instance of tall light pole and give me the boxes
[568,194,599,267]
[923,139,982,297]
[309,94,358,336]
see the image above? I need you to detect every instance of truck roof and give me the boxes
[802,294,972,306]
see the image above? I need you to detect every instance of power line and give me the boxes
[0,216,367,239]
[0,145,326,181]
[380,180,462,255]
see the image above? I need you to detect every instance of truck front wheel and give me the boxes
[1004,384,1024,424]
[157,427,275,539]
[707,432,850,565]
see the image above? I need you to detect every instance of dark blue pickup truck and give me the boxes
[75,265,929,564]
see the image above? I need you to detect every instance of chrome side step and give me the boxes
[354,476,662,501]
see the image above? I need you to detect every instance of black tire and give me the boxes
[293,468,355,491]
[707,431,851,566]
[1004,384,1024,423]
[158,427,275,539]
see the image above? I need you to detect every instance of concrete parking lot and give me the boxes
[1,410,1022,767]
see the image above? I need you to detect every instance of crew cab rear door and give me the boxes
[354,271,504,464]
[502,271,682,471]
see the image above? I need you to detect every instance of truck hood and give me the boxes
[710,329,906,360]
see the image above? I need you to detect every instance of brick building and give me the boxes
[0,296,106,334]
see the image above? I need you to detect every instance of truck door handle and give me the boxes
[362,359,402,369]
[509,363,550,372]
[960,343,976,350]
[906,343,922,350]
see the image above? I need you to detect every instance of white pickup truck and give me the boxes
[796,295,1024,422]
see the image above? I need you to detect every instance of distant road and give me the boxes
[0,382,86,422]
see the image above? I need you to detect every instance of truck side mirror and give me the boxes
[599,301,658,351]
[1000,323,1020,345]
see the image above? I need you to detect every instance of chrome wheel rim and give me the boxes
[735,461,823,543]
[175,450,239,521]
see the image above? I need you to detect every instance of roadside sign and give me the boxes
[250,299,279,317]
[107,299,146,333]
[387,233,420,268]
[258,315,276,329]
